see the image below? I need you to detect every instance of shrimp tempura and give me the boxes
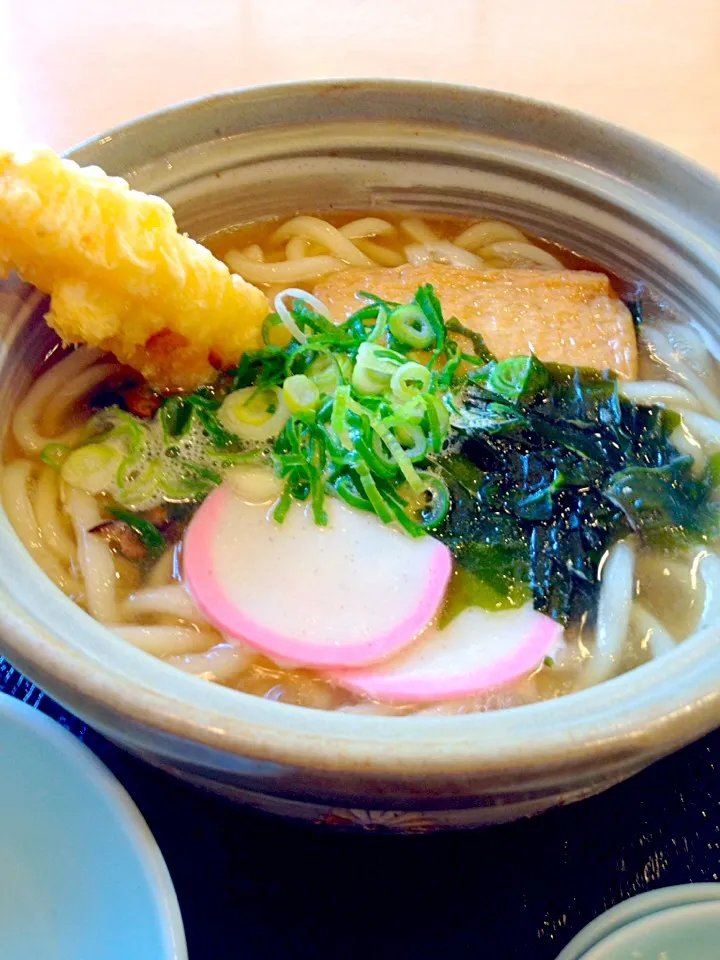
[0,148,268,390]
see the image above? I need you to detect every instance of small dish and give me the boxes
[555,884,720,959]
[0,693,186,960]
[580,901,720,960]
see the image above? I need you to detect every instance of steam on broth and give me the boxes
[2,152,719,716]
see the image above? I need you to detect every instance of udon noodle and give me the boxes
[5,212,720,714]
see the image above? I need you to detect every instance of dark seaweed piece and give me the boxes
[605,457,719,548]
[436,356,718,624]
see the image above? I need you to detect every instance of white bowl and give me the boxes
[0,694,187,960]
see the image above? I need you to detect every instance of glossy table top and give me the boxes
[1,1,720,957]
[2,663,719,959]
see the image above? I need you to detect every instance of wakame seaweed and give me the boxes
[434,358,719,624]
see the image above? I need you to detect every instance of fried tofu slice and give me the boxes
[0,148,268,391]
[315,263,638,379]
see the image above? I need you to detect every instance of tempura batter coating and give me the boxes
[0,148,268,390]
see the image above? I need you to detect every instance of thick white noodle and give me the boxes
[12,346,102,454]
[271,216,372,266]
[479,241,563,268]
[65,487,117,623]
[113,625,214,657]
[274,288,335,344]
[285,236,309,260]
[578,540,635,688]
[226,250,343,285]
[399,218,438,244]
[339,218,395,240]
[1,459,78,593]
[455,221,526,250]
[659,320,716,381]
[619,381,703,412]
[166,642,255,681]
[241,244,264,262]
[123,584,207,624]
[405,242,484,269]
[670,424,706,473]
[631,603,676,659]
[353,239,404,267]
[679,410,720,448]
[34,465,75,563]
[40,362,120,435]
[146,548,176,587]
[641,326,720,419]
[699,553,720,630]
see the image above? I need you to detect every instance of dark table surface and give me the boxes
[2,655,718,960]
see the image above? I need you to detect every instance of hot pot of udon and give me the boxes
[0,81,718,830]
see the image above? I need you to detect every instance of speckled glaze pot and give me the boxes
[0,80,719,831]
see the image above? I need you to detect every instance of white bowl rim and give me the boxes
[570,900,720,960]
[0,79,718,779]
[554,883,720,959]
[0,693,188,959]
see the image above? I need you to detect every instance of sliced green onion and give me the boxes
[98,408,148,457]
[307,353,352,396]
[331,385,353,450]
[333,473,374,512]
[160,397,194,442]
[308,468,328,525]
[399,473,450,529]
[445,316,495,363]
[436,339,463,388]
[489,355,551,403]
[394,396,427,426]
[262,312,292,347]
[117,456,163,507]
[107,506,166,556]
[159,461,221,502]
[413,284,446,367]
[218,386,289,442]
[349,421,397,479]
[371,419,424,493]
[61,443,122,494]
[283,374,320,414]
[381,485,426,538]
[41,443,71,470]
[351,342,403,395]
[424,395,449,453]
[418,473,450,528]
[366,306,388,343]
[356,461,394,523]
[390,361,431,402]
[272,484,294,524]
[388,303,435,349]
[392,421,427,461]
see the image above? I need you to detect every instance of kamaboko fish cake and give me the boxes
[0,148,268,390]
